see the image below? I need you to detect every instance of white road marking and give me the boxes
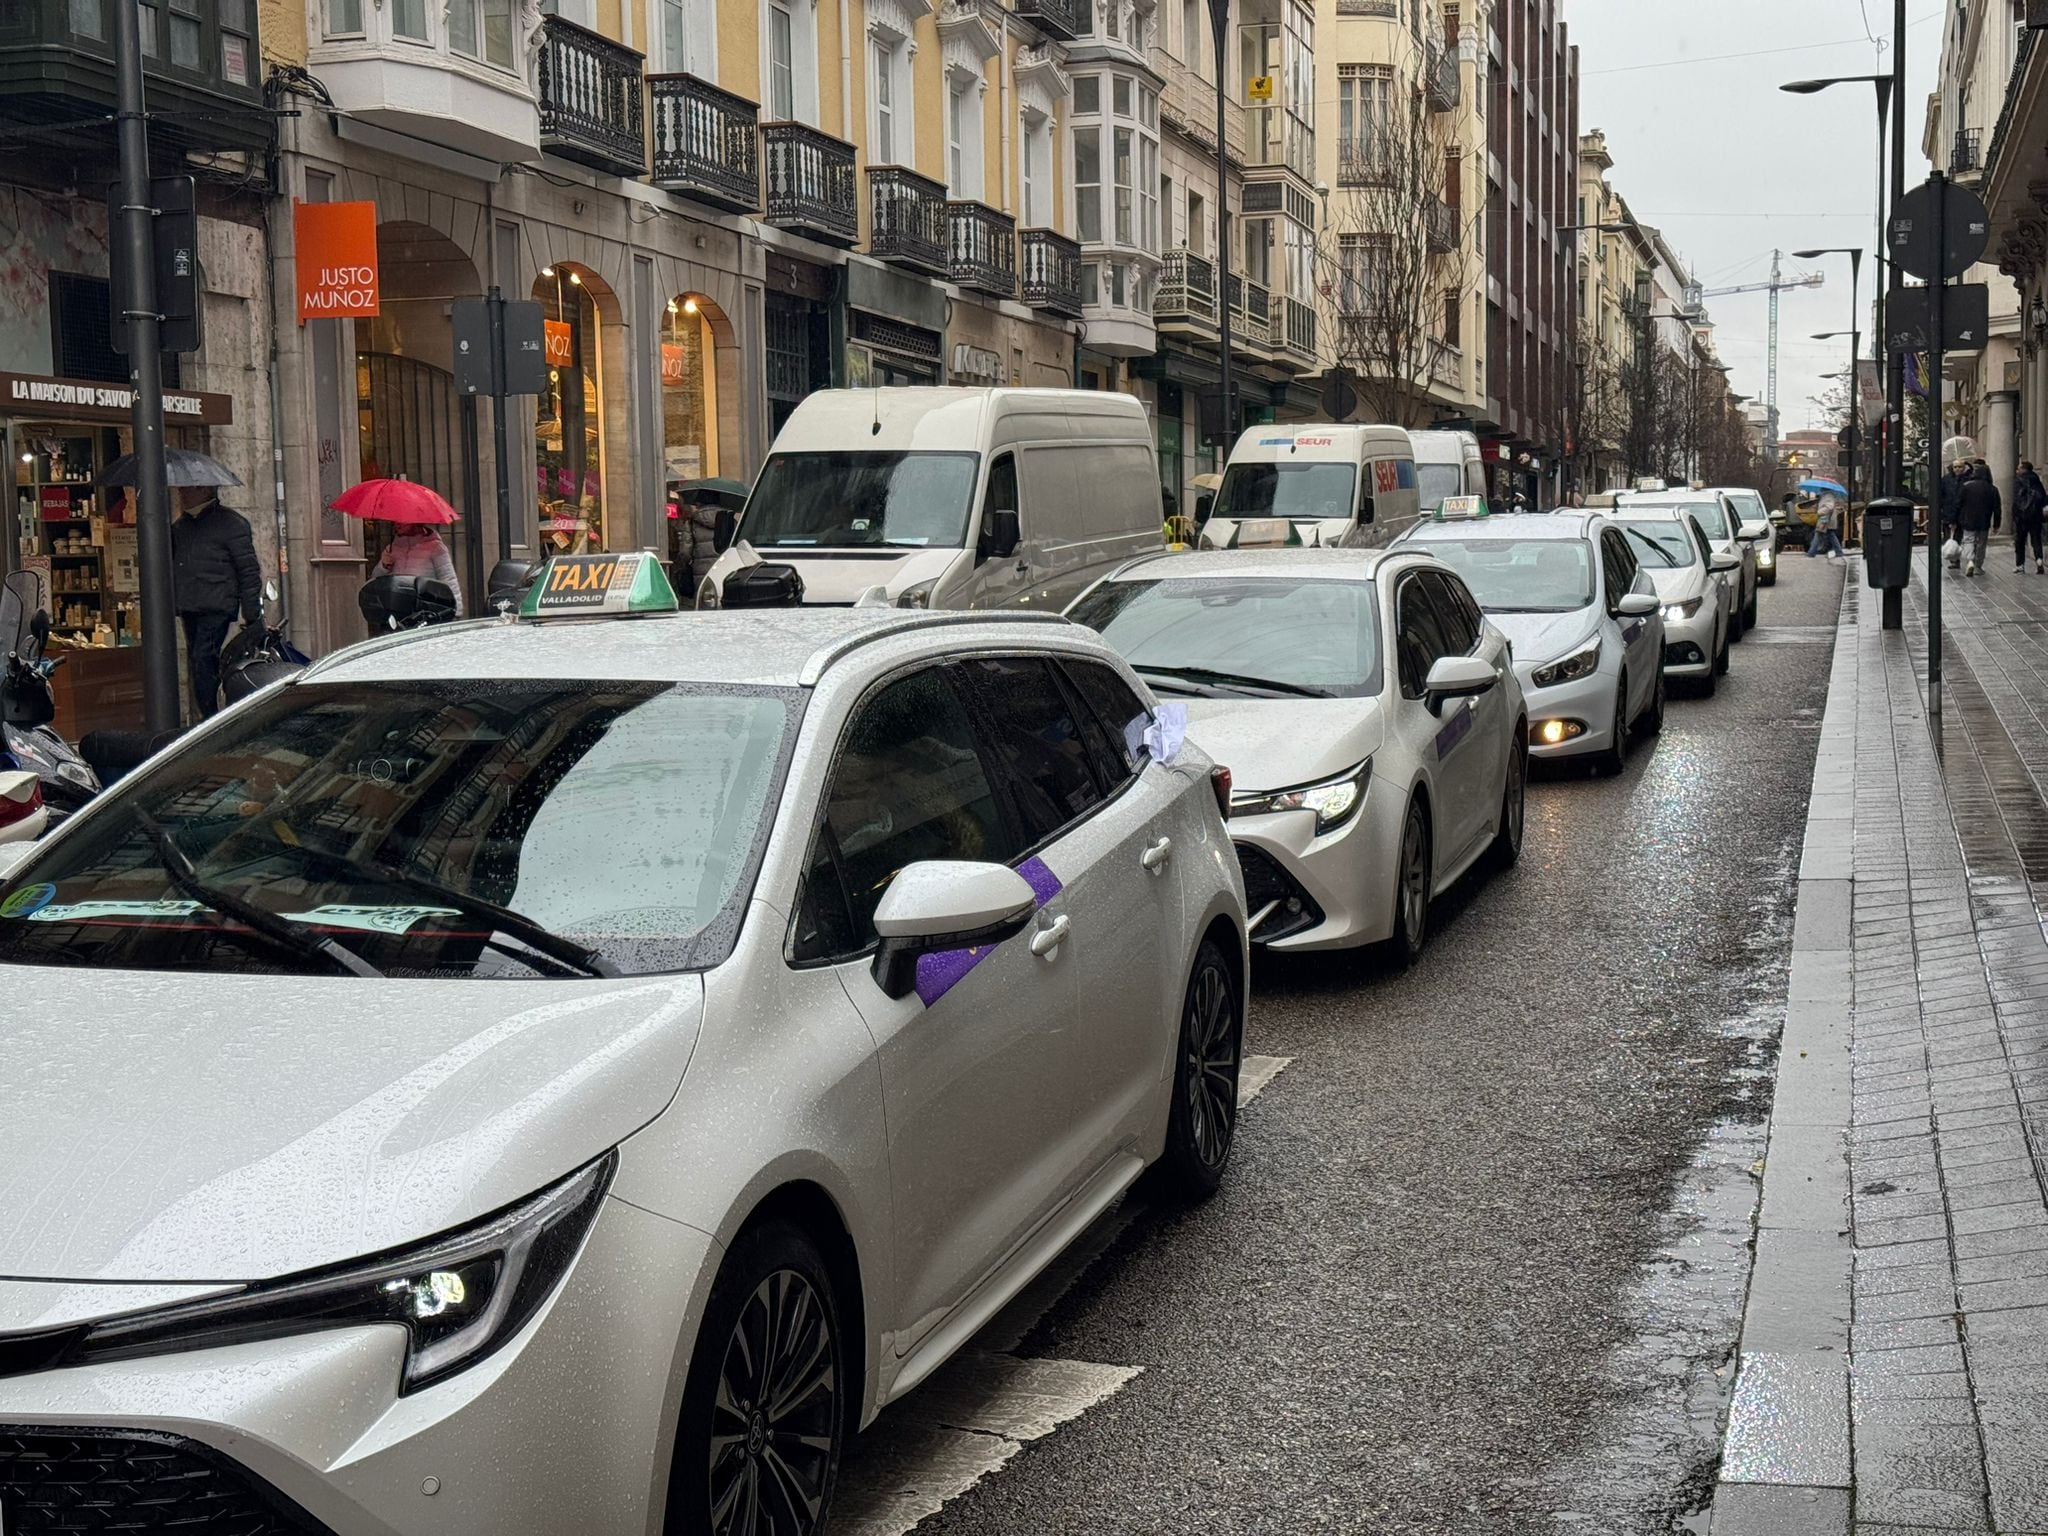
[834,1052,1296,1534]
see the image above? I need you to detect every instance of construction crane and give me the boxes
[1683,251,1825,462]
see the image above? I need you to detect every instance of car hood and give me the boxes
[0,969,703,1283]
[1642,565,1707,602]
[708,543,962,605]
[1483,609,1596,669]
[1182,697,1383,793]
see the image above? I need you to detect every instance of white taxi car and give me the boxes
[1068,548,1525,963]
[0,555,1247,1536]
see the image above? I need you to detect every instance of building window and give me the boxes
[391,0,427,41]
[872,36,897,162]
[1338,64,1390,183]
[1337,233,1385,314]
[1244,217,1272,286]
[324,0,362,36]
[1075,126,1102,242]
[1113,126,1133,244]
[1140,135,1159,252]
[767,0,795,119]
[659,0,715,76]
[1073,73,1100,114]
[449,0,513,66]
[1113,75,1133,117]
[1181,0,1200,68]
[1021,107,1051,226]
[1187,189,1205,255]
[1444,287,1461,347]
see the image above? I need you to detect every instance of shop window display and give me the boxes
[534,267,607,554]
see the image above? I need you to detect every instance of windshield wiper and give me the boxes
[136,810,383,979]
[364,860,619,979]
[1137,664,1331,699]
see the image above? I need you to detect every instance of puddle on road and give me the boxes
[1537,858,1792,1534]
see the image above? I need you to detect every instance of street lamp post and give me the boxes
[1783,44,1902,495]
[1800,246,1865,524]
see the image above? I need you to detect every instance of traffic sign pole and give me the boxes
[1927,172,1945,735]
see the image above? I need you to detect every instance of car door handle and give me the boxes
[1141,836,1173,873]
[1030,914,1071,958]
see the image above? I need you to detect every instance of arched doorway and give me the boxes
[534,262,618,554]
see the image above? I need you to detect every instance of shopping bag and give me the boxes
[1942,537,1962,563]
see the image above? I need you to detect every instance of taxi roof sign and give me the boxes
[1433,494,1487,521]
[519,551,680,618]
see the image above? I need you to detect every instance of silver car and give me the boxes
[1710,485,1780,587]
[1403,511,1665,774]
[1618,489,1758,636]
[1610,508,1741,694]
[0,590,1247,1536]
[1069,548,1525,963]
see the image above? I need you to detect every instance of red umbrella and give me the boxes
[332,478,458,525]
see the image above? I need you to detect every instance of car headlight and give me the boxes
[1756,546,1775,565]
[52,1155,612,1394]
[1231,758,1372,832]
[1662,598,1703,621]
[1530,638,1601,688]
[896,578,939,610]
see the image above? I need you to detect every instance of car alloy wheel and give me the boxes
[1150,940,1242,1199]
[1492,730,1525,868]
[1388,798,1430,966]
[1594,675,1629,777]
[1641,669,1665,736]
[674,1223,844,1536]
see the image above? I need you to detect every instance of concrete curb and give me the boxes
[1708,582,1859,1536]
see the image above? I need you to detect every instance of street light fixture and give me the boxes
[1796,246,1866,512]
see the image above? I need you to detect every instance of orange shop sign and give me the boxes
[545,319,574,367]
[660,343,685,384]
[294,201,380,322]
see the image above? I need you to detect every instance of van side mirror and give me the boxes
[980,508,1021,563]
[1359,497,1376,525]
[1194,492,1214,527]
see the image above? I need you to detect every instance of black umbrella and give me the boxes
[96,447,243,489]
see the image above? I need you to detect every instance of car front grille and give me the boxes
[1233,842,1324,942]
[0,1427,334,1535]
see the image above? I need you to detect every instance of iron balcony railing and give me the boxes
[1227,273,1272,350]
[869,166,949,275]
[1951,126,1983,175]
[648,73,759,212]
[762,121,859,245]
[1283,297,1317,364]
[1426,43,1460,111]
[1020,228,1083,316]
[537,15,646,176]
[1011,0,1086,40]
[948,200,1017,298]
[1426,198,1459,253]
[1984,24,2037,186]
[1156,248,1220,329]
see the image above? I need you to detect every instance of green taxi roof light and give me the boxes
[519,551,680,619]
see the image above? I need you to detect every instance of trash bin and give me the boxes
[1862,497,1915,589]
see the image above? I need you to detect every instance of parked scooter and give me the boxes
[359,574,460,632]
[0,571,102,823]
[219,613,310,706]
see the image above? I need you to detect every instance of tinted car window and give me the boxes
[1062,657,1151,782]
[959,656,1104,846]
[800,667,1015,957]
[1422,570,1479,653]
[1396,574,1452,697]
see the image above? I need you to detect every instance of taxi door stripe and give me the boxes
[912,856,1063,1008]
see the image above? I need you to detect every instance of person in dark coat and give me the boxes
[170,488,263,718]
[2014,460,2047,574]
[1940,461,1969,565]
[1956,460,2003,577]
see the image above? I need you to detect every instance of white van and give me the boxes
[1202,423,1421,549]
[1407,428,1486,511]
[701,387,1162,610]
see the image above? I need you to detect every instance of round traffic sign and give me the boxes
[1889,178,1991,283]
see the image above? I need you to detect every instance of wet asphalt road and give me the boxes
[912,551,1849,1536]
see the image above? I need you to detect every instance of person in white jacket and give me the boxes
[379,524,463,615]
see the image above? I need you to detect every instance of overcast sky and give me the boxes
[1568,0,1944,432]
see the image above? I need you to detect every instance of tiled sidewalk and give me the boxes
[1710,553,2048,1535]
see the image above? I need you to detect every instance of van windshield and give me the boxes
[739,452,981,550]
[1216,462,1357,524]
[1416,463,1465,511]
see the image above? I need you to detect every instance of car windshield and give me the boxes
[0,680,798,977]
[1215,462,1358,524]
[1724,491,1767,524]
[1638,498,1731,538]
[1416,463,1465,510]
[1617,520,1699,568]
[1416,537,1595,612]
[1069,576,1382,698]
[738,451,980,549]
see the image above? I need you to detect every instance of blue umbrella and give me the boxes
[1798,477,1847,498]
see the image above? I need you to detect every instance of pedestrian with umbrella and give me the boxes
[99,448,262,720]
[333,479,463,616]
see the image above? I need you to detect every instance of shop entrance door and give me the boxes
[357,353,471,605]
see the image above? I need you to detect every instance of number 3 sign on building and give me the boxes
[294,201,382,322]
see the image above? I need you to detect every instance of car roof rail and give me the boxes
[798,610,1074,686]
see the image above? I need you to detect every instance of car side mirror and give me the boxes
[1615,593,1659,618]
[979,508,1021,563]
[871,861,1040,1001]
[1423,654,1497,716]
[1709,551,1740,573]
[1737,527,1765,543]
